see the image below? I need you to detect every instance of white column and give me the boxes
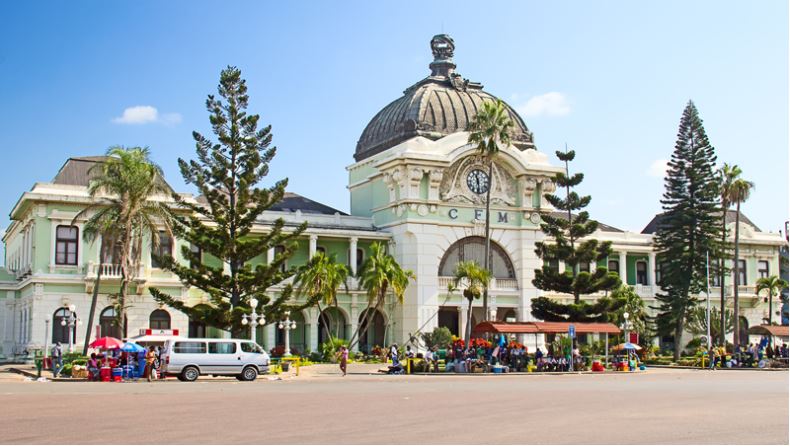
[264,323,275,351]
[458,305,467,339]
[308,309,319,352]
[308,234,317,259]
[267,247,275,264]
[648,252,656,287]
[619,252,627,283]
[349,304,359,353]
[349,237,358,275]
[558,261,566,274]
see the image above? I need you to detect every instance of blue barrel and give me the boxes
[112,368,123,378]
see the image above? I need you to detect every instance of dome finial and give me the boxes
[429,34,456,77]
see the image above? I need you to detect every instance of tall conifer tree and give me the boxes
[531,149,621,322]
[151,66,307,336]
[653,101,721,360]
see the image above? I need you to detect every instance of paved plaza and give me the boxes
[0,365,787,444]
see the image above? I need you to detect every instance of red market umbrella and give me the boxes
[89,336,124,350]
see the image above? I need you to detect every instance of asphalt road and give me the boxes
[0,366,787,444]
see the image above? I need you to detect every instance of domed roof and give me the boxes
[354,35,535,162]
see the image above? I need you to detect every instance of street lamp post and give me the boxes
[60,304,82,353]
[279,311,297,356]
[623,311,631,344]
[240,298,265,343]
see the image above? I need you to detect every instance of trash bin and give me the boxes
[281,362,290,372]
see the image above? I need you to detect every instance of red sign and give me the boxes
[139,328,179,336]
[629,332,639,344]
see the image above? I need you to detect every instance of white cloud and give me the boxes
[517,92,571,118]
[647,159,669,178]
[112,106,181,126]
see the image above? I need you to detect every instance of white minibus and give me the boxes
[162,338,270,381]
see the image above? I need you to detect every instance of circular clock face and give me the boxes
[466,169,490,195]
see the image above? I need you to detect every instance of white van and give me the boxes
[162,338,270,381]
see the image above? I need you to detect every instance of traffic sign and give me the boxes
[568,324,576,339]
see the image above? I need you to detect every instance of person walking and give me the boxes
[337,345,349,376]
[50,342,63,378]
[144,346,157,382]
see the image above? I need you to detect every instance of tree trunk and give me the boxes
[673,315,683,361]
[733,203,741,352]
[482,160,493,321]
[82,265,103,354]
[768,290,773,325]
[719,216,727,346]
[465,297,474,342]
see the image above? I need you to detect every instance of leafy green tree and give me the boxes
[75,146,172,340]
[608,285,651,337]
[653,101,722,360]
[756,275,788,325]
[421,326,454,350]
[715,163,740,345]
[530,148,621,322]
[294,252,349,340]
[150,66,306,336]
[348,242,414,350]
[727,175,754,350]
[467,99,513,319]
[685,306,734,345]
[450,260,491,342]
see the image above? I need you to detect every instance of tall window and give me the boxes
[758,260,769,279]
[149,309,171,329]
[188,317,207,338]
[55,225,78,265]
[608,260,620,275]
[356,248,364,271]
[189,243,202,269]
[711,264,721,287]
[274,245,286,273]
[737,259,747,285]
[151,231,173,268]
[52,308,76,344]
[99,306,121,339]
[579,262,590,273]
[636,261,648,285]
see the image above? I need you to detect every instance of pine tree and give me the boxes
[531,148,621,322]
[150,66,307,336]
[653,101,722,360]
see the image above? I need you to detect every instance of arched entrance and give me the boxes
[438,236,515,278]
[99,306,121,339]
[149,309,171,330]
[52,308,76,344]
[318,307,347,345]
[275,311,307,354]
[358,309,385,353]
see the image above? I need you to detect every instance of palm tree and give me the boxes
[728,176,754,351]
[716,163,741,345]
[74,146,172,337]
[294,252,349,341]
[756,275,788,325]
[467,99,513,320]
[348,242,414,350]
[452,261,491,342]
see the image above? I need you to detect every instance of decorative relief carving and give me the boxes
[439,155,516,206]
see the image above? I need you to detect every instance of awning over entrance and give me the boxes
[472,321,620,335]
[748,325,789,338]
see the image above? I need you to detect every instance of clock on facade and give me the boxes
[466,169,490,195]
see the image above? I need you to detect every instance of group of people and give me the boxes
[50,341,161,381]
[707,339,789,369]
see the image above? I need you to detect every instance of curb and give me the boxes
[7,367,87,382]
[646,364,788,371]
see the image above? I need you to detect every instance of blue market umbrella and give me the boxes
[611,342,642,351]
[121,342,146,352]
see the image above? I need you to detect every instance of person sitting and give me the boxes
[87,353,100,381]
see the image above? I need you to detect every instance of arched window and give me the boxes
[149,309,171,330]
[52,308,76,344]
[438,236,515,278]
[99,306,121,339]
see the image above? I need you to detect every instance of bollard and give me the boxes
[406,358,411,374]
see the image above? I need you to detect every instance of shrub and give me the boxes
[320,337,347,362]
[421,327,453,350]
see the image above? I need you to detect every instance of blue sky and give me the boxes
[0,1,787,243]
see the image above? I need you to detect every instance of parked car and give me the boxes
[161,338,270,381]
